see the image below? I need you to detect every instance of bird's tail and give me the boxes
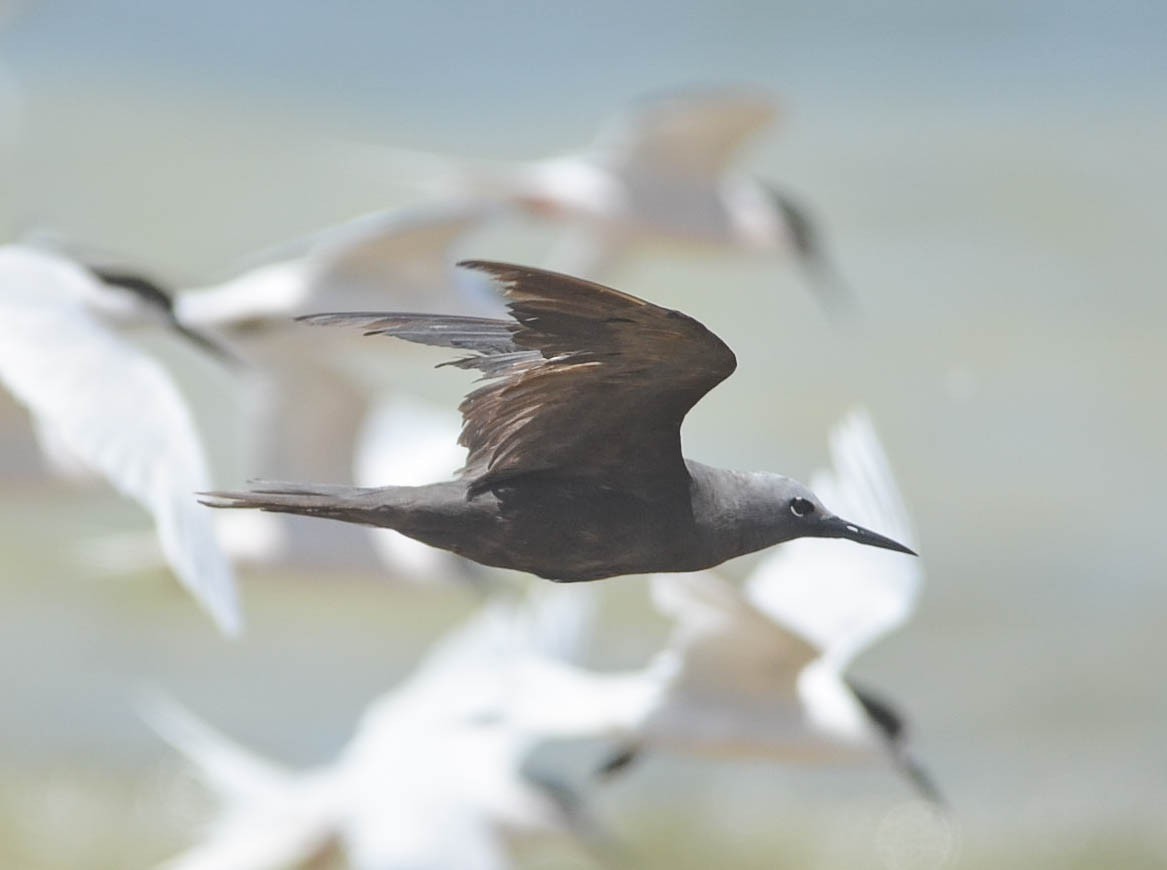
[199,481,388,527]
[143,695,345,870]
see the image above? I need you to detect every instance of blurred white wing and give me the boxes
[526,582,599,666]
[356,394,473,582]
[589,88,779,179]
[543,226,630,282]
[343,791,508,870]
[143,695,291,804]
[361,580,602,735]
[163,821,334,870]
[179,201,503,326]
[31,412,97,480]
[146,697,342,870]
[650,571,818,702]
[304,200,499,296]
[746,409,921,666]
[361,599,525,728]
[0,246,240,634]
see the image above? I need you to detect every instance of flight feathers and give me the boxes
[296,260,736,493]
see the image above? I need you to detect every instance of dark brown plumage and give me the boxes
[306,261,736,498]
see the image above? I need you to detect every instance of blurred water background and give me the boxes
[0,1,1164,867]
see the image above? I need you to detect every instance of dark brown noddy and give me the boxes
[201,261,913,582]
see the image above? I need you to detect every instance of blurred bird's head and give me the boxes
[88,265,241,366]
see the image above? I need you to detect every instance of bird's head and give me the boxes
[766,475,916,555]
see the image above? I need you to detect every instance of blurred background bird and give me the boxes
[0,244,240,634]
[354,88,850,311]
[148,584,606,870]
[64,205,502,584]
[157,201,503,578]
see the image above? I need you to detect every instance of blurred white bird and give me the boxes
[148,584,604,870]
[175,201,504,328]
[507,410,939,801]
[172,201,504,575]
[83,202,502,579]
[0,245,240,634]
[356,88,848,306]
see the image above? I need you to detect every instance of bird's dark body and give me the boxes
[274,461,749,582]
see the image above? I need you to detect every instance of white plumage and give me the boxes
[0,245,240,634]
[173,203,503,576]
[150,584,603,869]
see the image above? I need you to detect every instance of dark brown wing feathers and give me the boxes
[300,261,736,495]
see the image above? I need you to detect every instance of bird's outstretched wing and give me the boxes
[302,261,737,496]
[588,88,779,179]
[746,409,921,665]
[0,246,240,634]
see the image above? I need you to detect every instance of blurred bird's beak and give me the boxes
[819,515,917,556]
[768,187,855,315]
[170,320,247,369]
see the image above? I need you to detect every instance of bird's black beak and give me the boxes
[169,319,247,369]
[766,186,855,316]
[819,515,917,556]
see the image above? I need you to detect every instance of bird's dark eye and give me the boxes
[790,497,815,518]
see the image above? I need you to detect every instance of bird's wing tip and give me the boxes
[211,605,244,638]
[454,258,512,279]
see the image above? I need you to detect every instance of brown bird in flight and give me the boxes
[201,261,912,581]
